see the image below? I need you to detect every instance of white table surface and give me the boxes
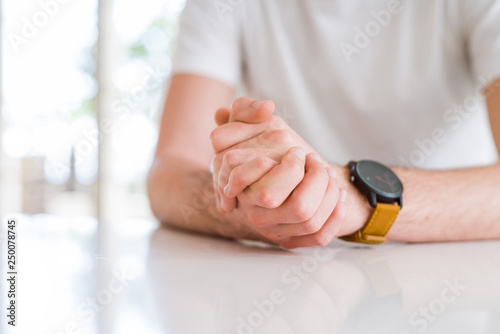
[2,216,500,334]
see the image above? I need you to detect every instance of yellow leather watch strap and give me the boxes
[341,203,400,244]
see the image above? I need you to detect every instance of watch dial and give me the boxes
[356,160,403,196]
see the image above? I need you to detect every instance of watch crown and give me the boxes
[348,161,357,171]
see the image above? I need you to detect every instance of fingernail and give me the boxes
[293,147,306,160]
[311,153,323,163]
[252,100,264,109]
[223,184,230,196]
[340,189,347,203]
[294,147,306,160]
[328,168,337,180]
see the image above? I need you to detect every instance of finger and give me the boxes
[210,118,288,154]
[216,148,278,193]
[274,166,338,236]
[224,156,279,198]
[212,164,222,212]
[252,163,335,240]
[283,188,348,249]
[217,149,260,212]
[218,149,279,211]
[218,149,277,191]
[230,97,275,123]
[217,149,254,212]
[210,115,290,154]
[245,147,306,209]
[219,191,237,212]
[253,154,330,233]
[247,153,330,227]
[210,121,265,154]
[215,107,231,126]
[211,153,224,212]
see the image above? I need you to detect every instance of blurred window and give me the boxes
[0,0,186,222]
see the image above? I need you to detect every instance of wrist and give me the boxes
[331,165,371,237]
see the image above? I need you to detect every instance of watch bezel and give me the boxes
[349,160,403,208]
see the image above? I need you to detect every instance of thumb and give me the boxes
[214,107,231,126]
[229,97,275,123]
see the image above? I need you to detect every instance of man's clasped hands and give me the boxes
[210,97,349,249]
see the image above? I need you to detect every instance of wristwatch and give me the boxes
[340,160,403,245]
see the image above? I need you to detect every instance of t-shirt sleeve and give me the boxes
[171,0,242,87]
[464,0,500,83]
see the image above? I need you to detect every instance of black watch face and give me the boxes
[355,160,403,197]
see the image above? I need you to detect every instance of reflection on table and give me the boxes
[4,216,499,334]
[148,226,500,334]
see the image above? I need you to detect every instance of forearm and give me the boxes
[147,156,264,241]
[335,163,500,242]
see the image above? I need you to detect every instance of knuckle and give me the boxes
[255,188,279,208]
[229,165,243,181]
[273,129,292,144]
[313,232,332,247]
[232,96,248,110]
[292,202,316,222]
[301,219,322,235]
[228,168,244,189]
[269,115,286,129]
[255,156,274,170]
[262,129,292,146]
[222,150,238,167]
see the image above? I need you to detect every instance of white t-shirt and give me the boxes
[172,0,500,169]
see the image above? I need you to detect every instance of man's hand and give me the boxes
[211,97,326,211]
[210,97,348,248]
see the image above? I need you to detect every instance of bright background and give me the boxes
[0,1,186,333]
[0,0,186,224]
